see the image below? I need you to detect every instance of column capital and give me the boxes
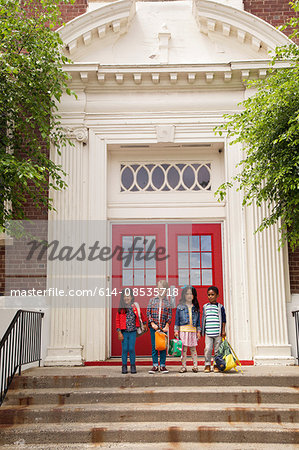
[66,127,88,144]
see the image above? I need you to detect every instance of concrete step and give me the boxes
[10,372,299,390]
[5,385,298,406]
[1,402,298,425]
[0,421,298,445]
[2,444,299,449]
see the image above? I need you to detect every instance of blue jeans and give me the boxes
[121,330,137,365]
[150,327,166,367]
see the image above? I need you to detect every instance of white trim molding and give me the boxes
[63,60,290,90]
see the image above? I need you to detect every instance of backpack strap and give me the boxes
[134,302,143,328]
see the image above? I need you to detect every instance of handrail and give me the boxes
[292,309,299,365]
[0,310,44,406]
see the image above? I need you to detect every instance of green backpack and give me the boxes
[169,338,183,357]
[215,339,243,372]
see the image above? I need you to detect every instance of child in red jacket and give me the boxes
[116,288,147,374]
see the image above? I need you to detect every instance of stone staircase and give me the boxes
[0,366,298,449]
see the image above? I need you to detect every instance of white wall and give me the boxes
[0,298,50,367]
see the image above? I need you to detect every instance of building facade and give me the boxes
[1,0,298,365]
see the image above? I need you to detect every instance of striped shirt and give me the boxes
[205,303,220,337]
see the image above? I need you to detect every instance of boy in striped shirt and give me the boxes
[201,286,226,373]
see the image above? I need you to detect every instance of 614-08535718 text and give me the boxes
[9,287,180,298]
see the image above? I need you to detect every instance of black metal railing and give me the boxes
[0,310,44,405]
[292,309,299,365]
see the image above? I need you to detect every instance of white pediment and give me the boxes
[59,0,291,65]
[59,0,136,55]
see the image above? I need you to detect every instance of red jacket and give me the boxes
[116,303,146,330]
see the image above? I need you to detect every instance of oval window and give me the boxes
[136,166,149,189]
[152,166,165,189]
[182,165,195,189]
[198,165,210,189]
[167,166,180,189]
[121,166,134,190]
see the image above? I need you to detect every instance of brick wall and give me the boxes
[4,221,48,296]
[243,0,298,42]
[59,0,88,24]
[244,0,296,28]
[0,247,5,296]
[289,247,299,294]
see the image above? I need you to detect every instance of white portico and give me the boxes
[44,0,294,365]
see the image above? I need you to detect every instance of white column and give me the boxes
[224,140,252,359]
[247,201,294,365]
[45,128,89,366]
[80,131,108,362]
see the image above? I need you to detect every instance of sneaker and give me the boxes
[160,366,169,374]
[130,364,137,374]
[179,366,187,373]
[213,366,220,373]
[148,366,159,374]
[192,367,198,373]
[122,365,128,374]
[204,365,211,373]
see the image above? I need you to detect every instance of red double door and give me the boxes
[111,223,223,356]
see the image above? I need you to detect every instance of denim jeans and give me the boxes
[150,327,166,367]
[121,330,137,365]
[204,335,222,365]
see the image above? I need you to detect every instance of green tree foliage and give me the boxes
[0,0,74,229]
[215,1,299,249]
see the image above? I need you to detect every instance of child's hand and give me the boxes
[197,331,201,340]
[118,331,124,341]
[174,331,179,339]
[151,322,158,331]
[221,331,226,338]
